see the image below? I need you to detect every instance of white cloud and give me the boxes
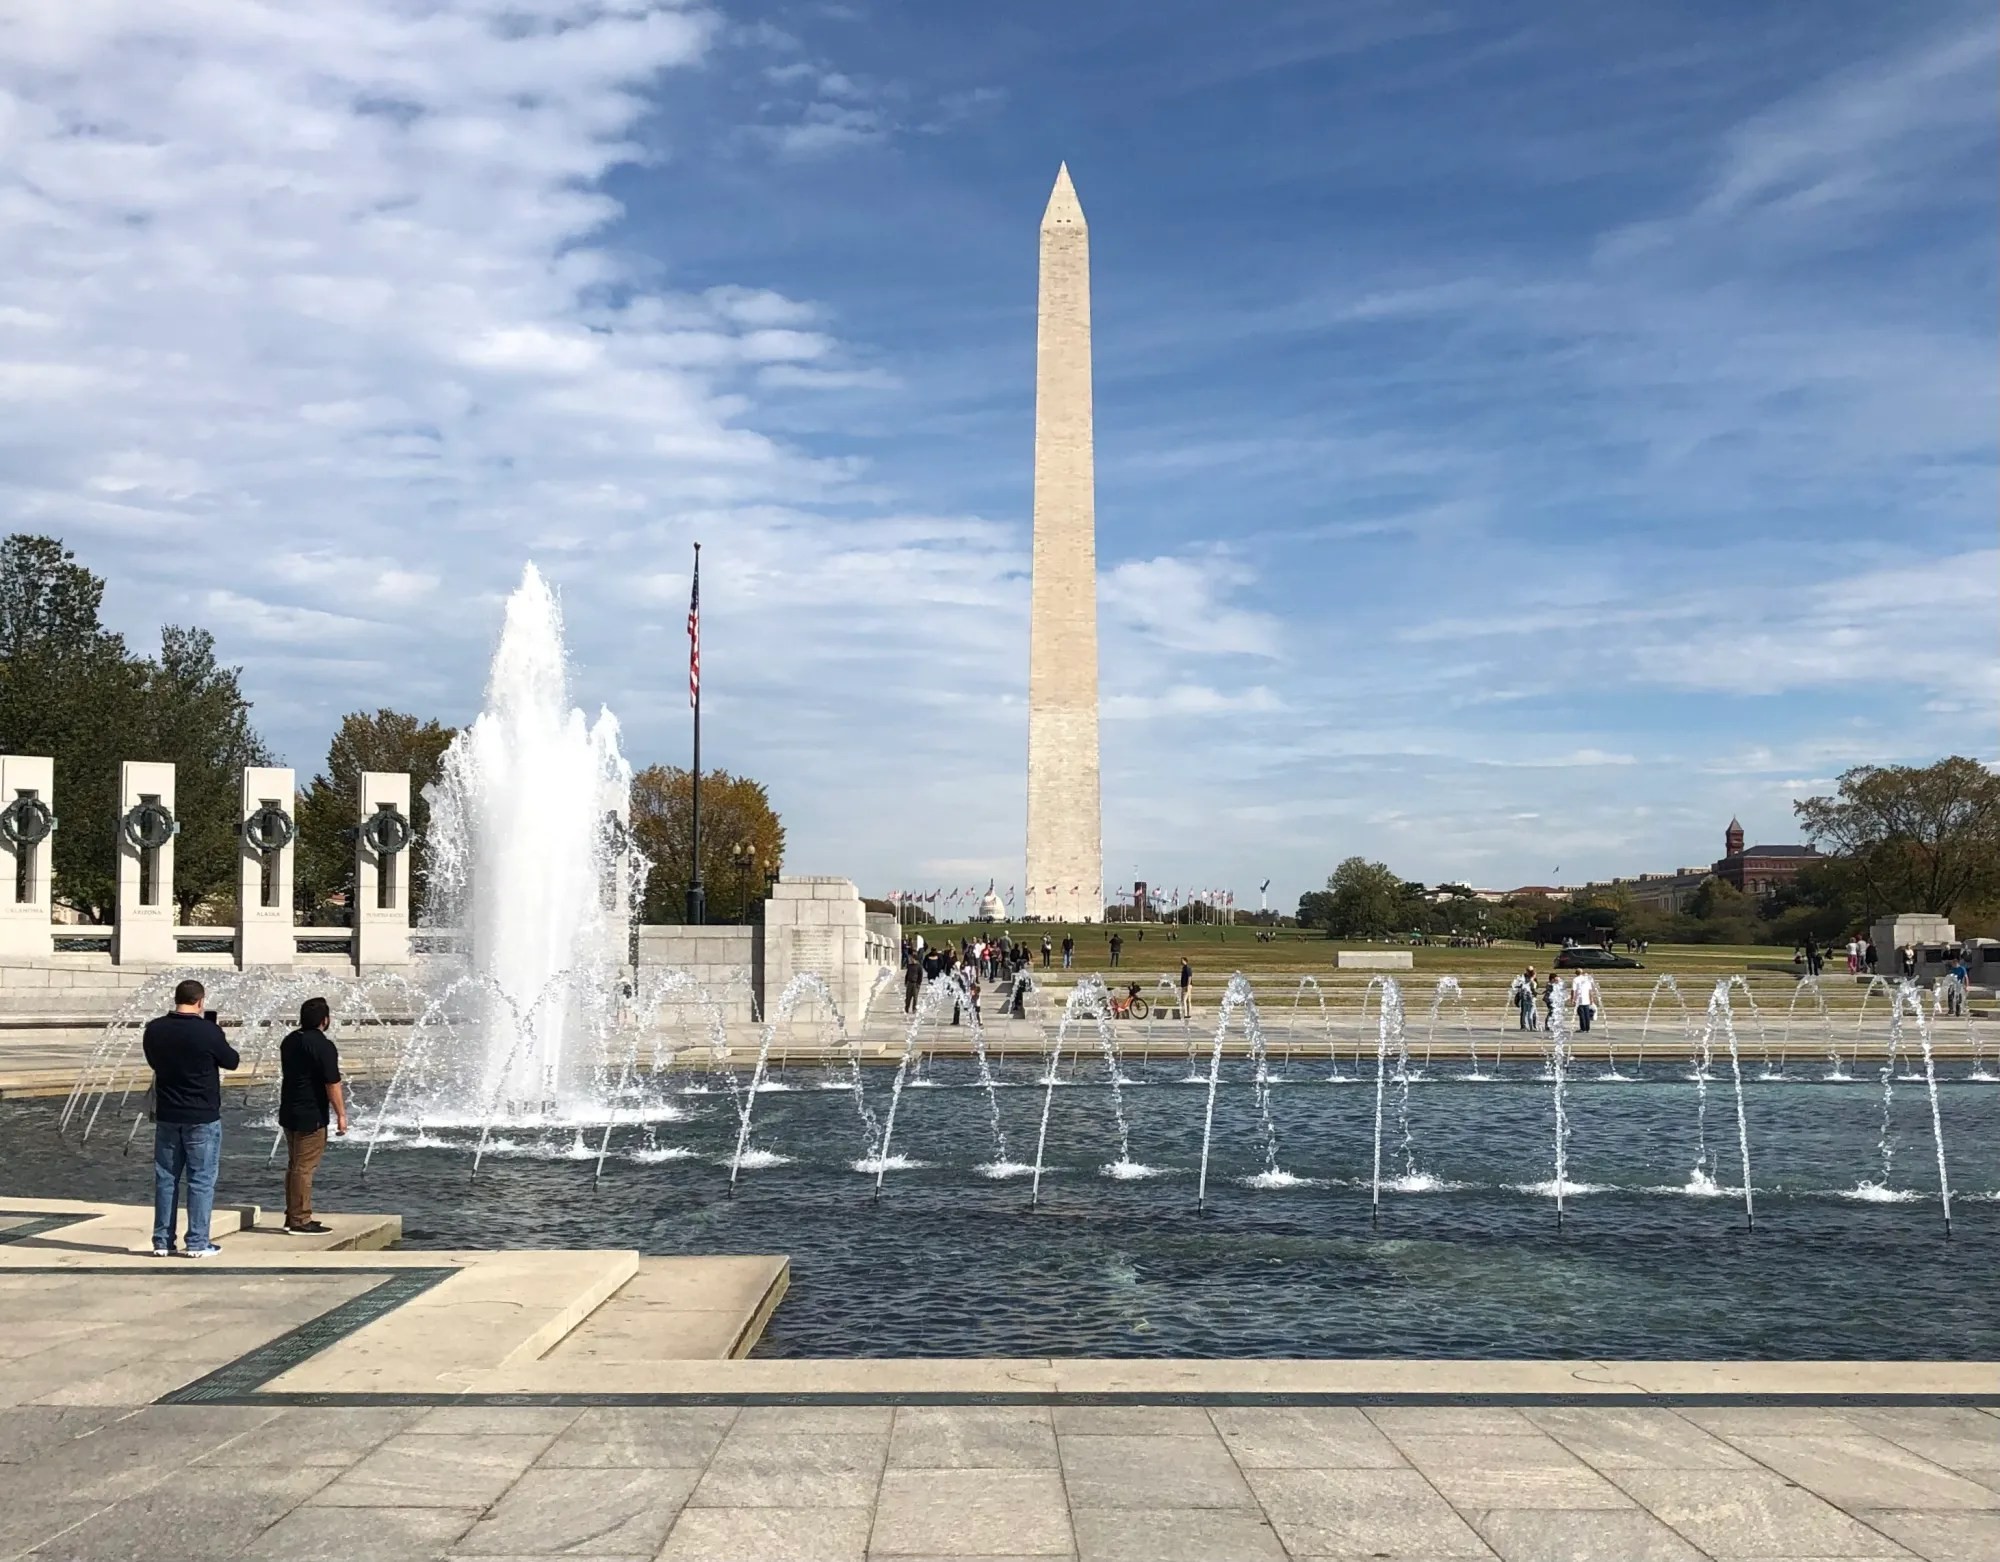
[200,590,379,645]
[270,551,440,606]
[704,286,819,328]
[1104,685,1283,720]
[1476,750,1639,769]
[758,364,899,391]
[0,0,1002,817]
[1101,554,1282,658]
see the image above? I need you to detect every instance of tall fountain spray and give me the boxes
[425,564,638,1118]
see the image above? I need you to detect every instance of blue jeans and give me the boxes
[153,1120,223,1251]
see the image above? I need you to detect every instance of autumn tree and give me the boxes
[629,765,785,924]
[1795,758,2000,919]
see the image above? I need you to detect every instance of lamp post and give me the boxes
[728,841,753,922]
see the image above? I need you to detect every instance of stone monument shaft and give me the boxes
[1026,163,1102,924]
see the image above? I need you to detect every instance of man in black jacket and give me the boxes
[141,978,240,1258]
[278,997,347,1234]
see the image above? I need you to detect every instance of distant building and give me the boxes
[1623,869,1713,915]
[1712,817,1823,896]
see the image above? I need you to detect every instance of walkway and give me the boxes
[4,1397,1997,1559]
[2,1203,1996,1559]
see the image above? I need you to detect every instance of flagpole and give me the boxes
[686,542,705,925]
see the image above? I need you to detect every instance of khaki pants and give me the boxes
[284,1128,327,1227]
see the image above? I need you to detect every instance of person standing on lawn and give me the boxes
[142,979,239,1258]
[277,997,348,1235]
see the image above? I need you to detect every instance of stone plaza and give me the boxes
[3,1196,1999,1561]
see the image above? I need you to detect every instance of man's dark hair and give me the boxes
[173,978,206,1007]
[300,996,331,1031]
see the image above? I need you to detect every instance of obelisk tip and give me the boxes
[1042,162,1084,228]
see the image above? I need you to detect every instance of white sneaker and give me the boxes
[185,1245,223,1259]
[151,1246,174,1258]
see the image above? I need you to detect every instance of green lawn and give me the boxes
[898,921,1814,981]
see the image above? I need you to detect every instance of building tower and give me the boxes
[1725,817,1745,858]
[1025,163,1103,923]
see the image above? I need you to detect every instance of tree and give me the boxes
[1295,889,1335,929]
[1482,901,1534,941]
[1317,856,1408,937]
[0,535,146,919]
[1682,878,1761,945]
[1762,860,1864,945]
[629,765,785,924]
[141,626,273,921]
[1,533,111,662]
[1795,758,2000,920]
[295,710,456,922]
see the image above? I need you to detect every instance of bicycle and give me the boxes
[1110,991,1150,1021]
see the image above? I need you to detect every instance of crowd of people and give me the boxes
[899,929,1195,1018]
[1506,966,1601,1031]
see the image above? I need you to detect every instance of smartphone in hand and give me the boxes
[204,1010,219,1024]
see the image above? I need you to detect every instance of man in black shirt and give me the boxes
[278,996,347,1234]
[141,978,240,1258]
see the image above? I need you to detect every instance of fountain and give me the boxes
[1703,980,1756,1229]
[1423,976,1481,1077]
[1547,976,1573,1227]
[425,564,638,1121]
[1637,973,1692,1073]
[733,973,852,1185]
[1715,976,1773,1078]
[1368,977,1409,1220]
[1288,973,1334,1073]
[1784,976,1847,1080]
[1194,975,1265,1209]
[1687,1005,1715,1190]
[1856,974,1897,1036]
[1893,983,1954,1236]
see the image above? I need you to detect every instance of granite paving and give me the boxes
[1,1399,1995,1559]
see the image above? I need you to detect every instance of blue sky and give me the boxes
[1,0,1994,910]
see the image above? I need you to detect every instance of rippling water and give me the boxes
[6,1055,1995,1359]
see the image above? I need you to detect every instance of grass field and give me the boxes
[895,920,1809,980]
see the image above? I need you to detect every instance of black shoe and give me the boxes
[284,1220,332,1234]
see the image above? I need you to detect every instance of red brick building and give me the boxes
[1712,817,1823,896]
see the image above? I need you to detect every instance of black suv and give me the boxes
[1555,947,1644,970]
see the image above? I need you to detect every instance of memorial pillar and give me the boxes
[354,771,413,968]
[0,755,56,958]
[236,766,297,967]
[115,760,177,965]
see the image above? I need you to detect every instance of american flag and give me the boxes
[686,546,701,708]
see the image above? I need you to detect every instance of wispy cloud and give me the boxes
[1101,554,1283,658]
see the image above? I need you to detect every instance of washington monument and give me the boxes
[1025,163,1102,924]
